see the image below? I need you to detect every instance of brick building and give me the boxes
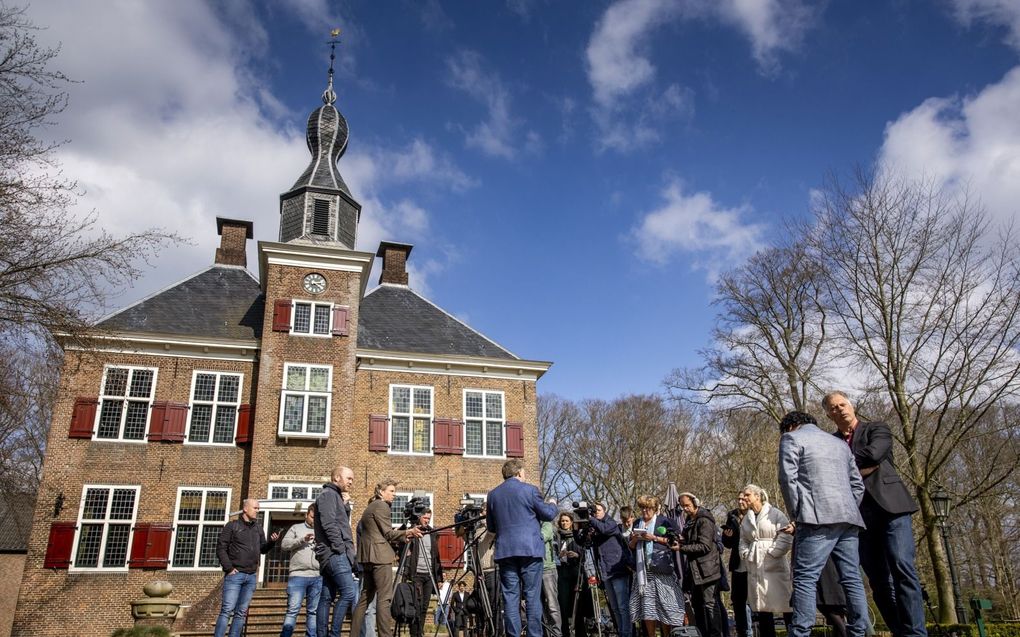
[12,69,550,637]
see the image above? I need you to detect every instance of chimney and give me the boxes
[215,217,254,267]
[377,241,413,285]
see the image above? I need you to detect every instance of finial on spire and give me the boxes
[323,28,341,105]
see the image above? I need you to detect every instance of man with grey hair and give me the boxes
[215,498,280,637]
[777,410,870,637]
[824,391,927,637]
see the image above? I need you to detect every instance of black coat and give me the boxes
[401,525,443,581]
[721,508,744,573]
[678,508,721,586]
[838,421,918,516]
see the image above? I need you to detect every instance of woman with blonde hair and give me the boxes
[628,494,684,637]
[738,484,793,637]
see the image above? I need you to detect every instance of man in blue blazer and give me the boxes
[486,458,558,637]
[778,410,870,637]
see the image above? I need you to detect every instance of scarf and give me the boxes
[634,515,657,593]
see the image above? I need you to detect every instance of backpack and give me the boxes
[391,581,418,624]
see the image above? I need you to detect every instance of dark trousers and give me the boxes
[731,572,750,637]
[756,612,793,637]
[410,573,435,637]
[859,510,927,637]
[691,581,723,637]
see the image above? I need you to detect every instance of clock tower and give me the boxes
[247,50,373,495]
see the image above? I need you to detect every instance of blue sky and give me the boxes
[27,0,1020,401]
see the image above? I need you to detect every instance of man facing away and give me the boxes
[350,479,423,637]
[314,466,358,637]
[485,458,558,637]
[777,410,870,637]
[280,504,322,637]
[824,391,928,637]
[215,499,280,637]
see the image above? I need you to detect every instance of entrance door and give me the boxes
[264,514,301,588]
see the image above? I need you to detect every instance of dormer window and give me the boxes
[312,199,330,236]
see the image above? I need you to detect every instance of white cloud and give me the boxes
[711,0,820,73]
[878,65,1020,228]
[446,50,540,159]
[25,1,467,304]
[631,180,765,278]
[946,0,1020,51]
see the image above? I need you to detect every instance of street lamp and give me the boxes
[931,486,968,624]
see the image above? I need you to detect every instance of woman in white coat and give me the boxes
[739,484,794,637]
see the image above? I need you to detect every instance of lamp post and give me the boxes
[931,486,968,624]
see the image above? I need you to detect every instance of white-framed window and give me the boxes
[464,390,505,457]
[389,385,433,455]
[186,371,243,445]
[279,363,332,438]
[268,482,324,501]
[169,487,231,570]
[71,485,140,571]
[391,491,434,527]
[94,366,157,441]
[290,300,333,337]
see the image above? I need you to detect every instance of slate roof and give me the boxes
[98,266,264,340]
[358,284,517,360]
[0,492,36,552]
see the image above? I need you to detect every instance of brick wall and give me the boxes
[0,553,25,637]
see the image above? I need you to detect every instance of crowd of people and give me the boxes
[210,390,929,637]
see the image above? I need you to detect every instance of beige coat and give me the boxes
[739,502,793,613]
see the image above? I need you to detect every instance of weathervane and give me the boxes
[323,27,341,105]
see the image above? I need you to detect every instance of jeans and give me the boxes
[282,575,322,637]
[860,511,928,637]
[498,556,545,637]
[604,575,632,637]
[214,571,257,637]
[542,568,563,637]
[790,524,869,637]
[731,571,753,637]
[317,554,357,637]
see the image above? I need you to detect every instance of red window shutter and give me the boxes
[68,397,99,439]
[449,419,465,454]
[436,528,464,568]
[272,299,292,332]
[433,418,451,454]
[235,404,253,444]
[129,523,173,569]
[163,402,188,442]
[147,401,169,441]
[368,414,389,451]
[332,305,350,336]
[44,522,77,568]
[505,421,524,458]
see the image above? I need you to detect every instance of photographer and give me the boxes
[401,508,443,637]
[589,502,634,637]
[628,495,684,637]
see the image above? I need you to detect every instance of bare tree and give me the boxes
[666,242,830,424]
[536,393,578,499]
[812,169,1020,622]
[0,5,180,503]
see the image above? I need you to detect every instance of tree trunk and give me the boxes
[917,490,958,624]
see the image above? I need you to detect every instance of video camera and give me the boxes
[403,494,430,525]
[454,494,485,526]
[572,501,591,524]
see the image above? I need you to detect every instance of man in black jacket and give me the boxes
[401,508,444,637]
[315,466,359,637]
[722,491,751,637]
[215,498,279,637]
[825,392,927,637]
[678,493,722,637]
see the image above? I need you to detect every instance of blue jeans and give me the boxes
[214,571,257,637]
[605,575,632,637]
[498,556,545,637]
[282,575,322,637]
[317,554,357,637]
[860,511,928,637]
[790,523,870,637]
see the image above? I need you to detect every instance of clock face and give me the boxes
[303,273,327,294]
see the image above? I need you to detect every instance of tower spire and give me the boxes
[323,28,340,105]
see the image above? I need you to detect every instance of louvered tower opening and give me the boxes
[312,199,330,235]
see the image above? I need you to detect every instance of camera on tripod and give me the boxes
[403,494,430,526]
[454,494,485,525]
[572,501,591,523]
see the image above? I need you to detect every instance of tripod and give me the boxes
[394,528,443,637]
[570,531,619,637]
